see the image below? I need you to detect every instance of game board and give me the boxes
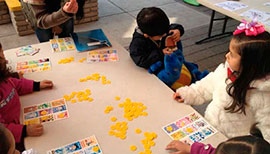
[23,98,69,125]
[47,135,102,154]
[16,45,40,57]
[16,57,51,74]
[163,112,217,145]
[50,37,76,53]
[87,50,118,63]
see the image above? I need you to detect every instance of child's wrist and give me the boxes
[33,81,40,91]
[22,125,27,138]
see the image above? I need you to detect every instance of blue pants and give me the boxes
[35,18,74,42]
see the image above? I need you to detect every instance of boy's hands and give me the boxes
[173,93,184,103]
[166,140,191,154]
[163,47,173,55]
[63,0,78,14]
[169,29,181,42]
[40,80,53,89]
[26,124,44,136]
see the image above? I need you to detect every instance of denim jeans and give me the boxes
[35,18,74,42]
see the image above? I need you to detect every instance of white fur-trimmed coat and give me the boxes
[176,63,270,142]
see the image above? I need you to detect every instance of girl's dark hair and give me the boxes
[215,124,270,154]
[137,7,170,37]
[0,124,11,154]
[0,43,12,83]
[226,31,270,114]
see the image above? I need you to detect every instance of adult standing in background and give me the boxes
[22,0,84,42]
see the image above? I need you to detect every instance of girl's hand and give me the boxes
[169,29,181,42]
[40,80,53,89]
[26,124,44,137]
[18,72,24,79]
[166,140,191,154]
[173,93,184,103]
[63,0,78,14]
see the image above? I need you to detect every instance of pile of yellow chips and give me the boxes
[138,132,157,154]
[105,97,155,153]
[118,98,148,121]
[79,73,111,85]
[58,57,74,64]
[108,121,128,140]
[63,89,93,103]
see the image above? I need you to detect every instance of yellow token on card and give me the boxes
[92,146,99,152]
[166,126,173,132]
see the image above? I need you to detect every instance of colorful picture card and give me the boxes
[50,37,76,53]
[23,98,69,125]
[47,135,103,154]
[16,57,51,74]
[215,1,248,12]
[87,50,118,63]
[162,112,217,145]
[16,45,40,57]
[240,9,270,22]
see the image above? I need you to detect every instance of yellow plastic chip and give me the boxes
[115,96,120,100]
[88,98,93,102]
[92,146,99,152]
[71,99,77,103]
[120,135,126,140]
[58,113,65,118]
[166,126,173,132]
[40,111,47,116]
[108,130,114,136]
[111,117,117,122]
[130,145,137,151]
[135,128,142,134]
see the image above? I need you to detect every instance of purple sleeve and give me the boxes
[191,142,216,154]
[9,78,34,95]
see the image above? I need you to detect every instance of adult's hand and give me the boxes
[52,26,62,35]
[63,0,78,14]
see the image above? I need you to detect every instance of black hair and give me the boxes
[0,42,12,83]
[215,124,270,154]
[136,7,170,36]
[226,31,270,114]
[0,124,11,154]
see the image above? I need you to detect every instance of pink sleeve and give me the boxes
[9,78,34,95]
[0,115,24,143]
[191,142,216,154]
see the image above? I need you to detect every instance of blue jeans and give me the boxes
[35,18,74,42]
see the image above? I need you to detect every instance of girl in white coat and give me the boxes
[174,20,270,142]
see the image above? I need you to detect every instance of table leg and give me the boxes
[195,10,232,44]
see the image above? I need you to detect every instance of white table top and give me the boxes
[197,0,270,32]
[4,36,227,154]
